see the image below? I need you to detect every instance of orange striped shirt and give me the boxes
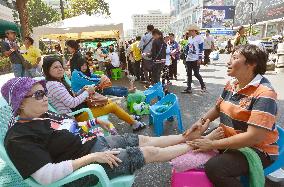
[217,74,279,155]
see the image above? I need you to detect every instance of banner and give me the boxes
[202,6,235,29]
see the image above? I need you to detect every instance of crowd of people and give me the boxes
[0,23,281,187]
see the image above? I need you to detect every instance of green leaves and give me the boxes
[27,0,61,31]
[64,0,110,18]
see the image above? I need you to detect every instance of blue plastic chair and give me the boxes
[0,98,134,187]
[149,93,184,136]
[241,125,284,186]
[144,82,165,105]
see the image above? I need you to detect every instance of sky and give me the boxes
[105,0,171,30]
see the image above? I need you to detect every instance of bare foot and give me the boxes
[183,119,211,141]
[205,127,224,140]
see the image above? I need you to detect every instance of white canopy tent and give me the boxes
[32,14,124,46]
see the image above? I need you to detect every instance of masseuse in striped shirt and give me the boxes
[42,56,146,132]
[184,44,279,187]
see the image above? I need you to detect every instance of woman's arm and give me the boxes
[31,151,121,185]
[47,81,89,108]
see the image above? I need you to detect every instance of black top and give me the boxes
[1,40,25,64]
[4,113,96,179]
[151,39,166,61]
[70,51,83,73]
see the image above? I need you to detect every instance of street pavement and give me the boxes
[0,54,283,186]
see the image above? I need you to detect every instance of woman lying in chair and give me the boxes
[1,77,217,186]
[71,57,132,97]
[42,56,146,132]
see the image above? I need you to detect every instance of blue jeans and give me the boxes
[101,86,128,97]
[12,63,25,77]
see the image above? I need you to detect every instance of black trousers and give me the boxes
[186,60,205,90]
[151,63,162,84]
[204,49,212,65]
[205,149,273,187]
[127,60,134,75]
[133,60,142,80]
[105,63,115,77]
[169,58,178,78]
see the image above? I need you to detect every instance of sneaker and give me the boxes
[109,128,118,135]
[131,115,142,121]
[133,121,147,132]
[181,89,192,94]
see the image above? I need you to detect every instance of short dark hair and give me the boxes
[152,29,162,36]
[97,42,102,48]
[168,33,175,37]
[206,30,210,34]
[136,36,141,41]
[147,24,154,31]
[66,40,79,51]
[25,36,34,45]
[235,44,268,75]
[238,26,245,33]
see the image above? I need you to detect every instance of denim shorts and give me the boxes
[65,134,145,186]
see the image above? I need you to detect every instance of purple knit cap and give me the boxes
[1,77,46,116]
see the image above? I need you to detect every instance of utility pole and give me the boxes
[249,2,254,36]
[60,0,65,20]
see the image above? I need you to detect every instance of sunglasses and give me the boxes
[25,90,47,100]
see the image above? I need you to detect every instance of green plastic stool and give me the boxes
[94,71,104,76]
[127,90,146,114]
[111,68,122,80]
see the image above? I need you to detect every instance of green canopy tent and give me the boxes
[0,19,21,37]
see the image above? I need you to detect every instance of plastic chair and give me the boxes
[241,125,284,187]
[0,97,134,187]
[64,73,72,86]
[144,82,165,105]
[171,169,213,187]
[111,68,122,80]
[149,93,184,136]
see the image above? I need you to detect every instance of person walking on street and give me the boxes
[126,40,135,76]
[203,30,215,66]
[139,25,154,84]
[131,36,143,80]
[20,37,42,77]
[168,33,180,80]
[1,30,25,77]
[233,26,248,48]
[182,24,206,94]
[150,29,166,84]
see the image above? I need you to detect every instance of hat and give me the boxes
[5,30,16,34]
[1,77,46,116]
[187,24,200,31]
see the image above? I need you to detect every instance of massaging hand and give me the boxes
[92,151,122,169]
[183,119,210,140]
[187,138,214,152]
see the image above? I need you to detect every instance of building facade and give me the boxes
[170,0,284,38]
[131,10,171,36]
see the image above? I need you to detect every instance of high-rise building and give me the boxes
[170,0,284,38]
[131,10,171,36]
[0,0,14,22]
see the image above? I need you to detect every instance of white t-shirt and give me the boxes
[109,52,120,67]
[204,35,214,49]
[165,44,171,66]
[186,35,204,62]
[95,48,104,62]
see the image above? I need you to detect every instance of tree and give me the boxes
[15,0,29,37]
[64,0,110,18]
[27,0,60,31]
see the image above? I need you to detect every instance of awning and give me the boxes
[0,19,21,37]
